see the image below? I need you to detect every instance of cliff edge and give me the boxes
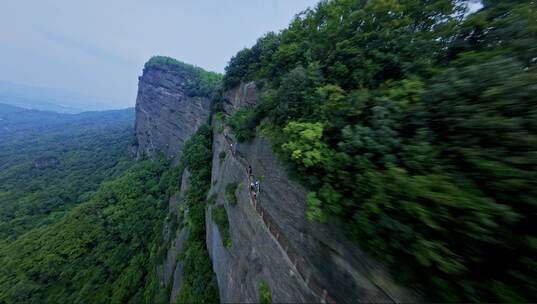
[134,56,220,159]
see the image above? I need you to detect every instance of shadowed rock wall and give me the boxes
[134,62,210,159]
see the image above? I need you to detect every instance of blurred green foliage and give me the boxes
[258,281,272,304]
[221,0,537,301]
[207,193,218,205]
[212,205,232,249]
[219,151,226,163]
[225,182,238,206]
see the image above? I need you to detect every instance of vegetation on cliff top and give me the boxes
[146,56,222,97]
[221,0,537,301]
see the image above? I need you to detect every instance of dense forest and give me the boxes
[0,81,220,302]
[0,158,175,303]
[0,105,171,302]
[0,105,134,244]
[221,0,536,301]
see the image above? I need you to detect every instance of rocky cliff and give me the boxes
[133,56,221,302]
[206,84,419,303]
[156,169,190,303]
[135,57,417,303]
[134,56,218,159]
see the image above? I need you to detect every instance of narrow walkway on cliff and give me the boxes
[223,131,338,304]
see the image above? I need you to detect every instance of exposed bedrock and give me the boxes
[134,61,210,159]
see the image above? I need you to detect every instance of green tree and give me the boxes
[282,121,329,168]
[221,0,537,301]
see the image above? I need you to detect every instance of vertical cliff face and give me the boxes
[133,56,221,302]
[207,127,316,303]
[135,56,417,303]
[134,57,217,159]
[206,84,419,303]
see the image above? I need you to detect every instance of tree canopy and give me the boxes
[221,0,537,301]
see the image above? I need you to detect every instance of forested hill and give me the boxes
[0,159,175,303]
[0,104,135,243]
[0,60,218,303]
[0,103,133,137]
[220,0,536,302]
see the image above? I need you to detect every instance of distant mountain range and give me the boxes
[0,103,134,136]
[0,81,121,113]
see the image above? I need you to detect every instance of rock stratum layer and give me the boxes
[134,57,215,159]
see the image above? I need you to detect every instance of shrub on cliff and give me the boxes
[211,205,232,249]
[258,282,272,304]
[223,32,280,90]
[226,106,260,142]
[225,182,238,206]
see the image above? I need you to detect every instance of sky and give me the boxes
[0,0,318,109]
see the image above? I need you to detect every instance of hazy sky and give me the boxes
[0,0,318,109]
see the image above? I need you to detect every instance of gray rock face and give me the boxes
[134,57,220,302]
[206,84,420,303]
[207,128,315,303]
[134,63,210,159]
[223,81,258,113]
